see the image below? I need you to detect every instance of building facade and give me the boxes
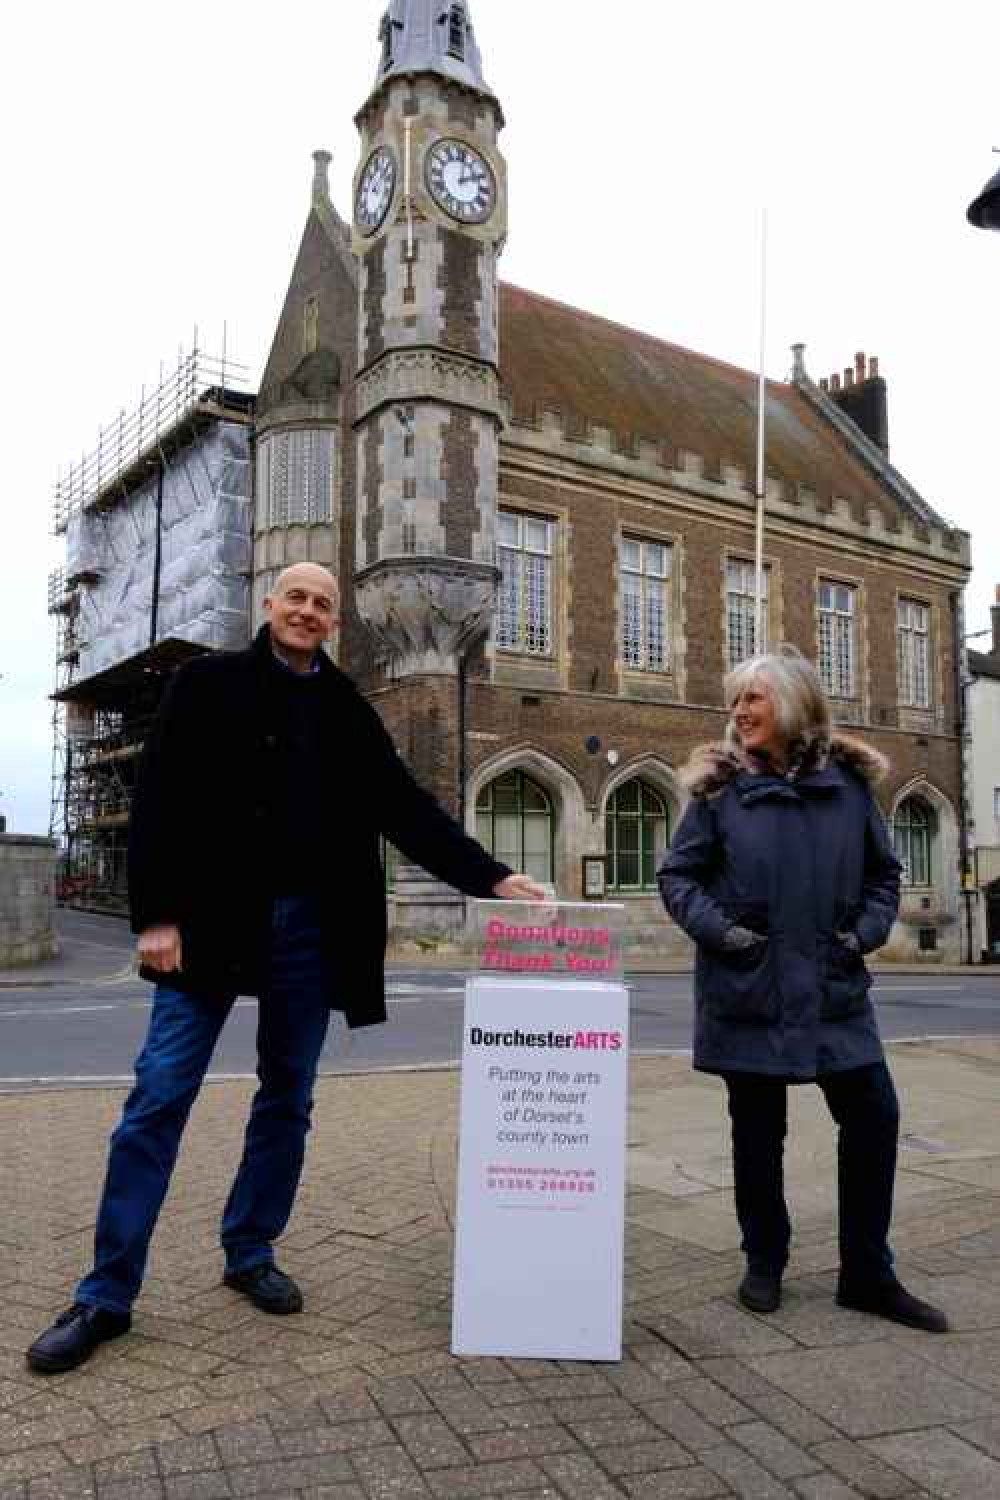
[967,590,1000,960]
[52,0,975,961]
[253,0,972,959]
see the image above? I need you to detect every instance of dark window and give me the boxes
[605,781,670,892]
[892,796,934,888]
[476,771,553,885]
[380,12,393,71]
[447,5,466,59]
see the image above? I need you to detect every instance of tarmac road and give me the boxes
[0,909,997,1090]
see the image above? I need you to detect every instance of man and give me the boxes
[28,563,543,1374]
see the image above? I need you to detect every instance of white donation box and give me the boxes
[451,902,629,1361]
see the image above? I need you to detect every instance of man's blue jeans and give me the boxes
[76,897,332,1315]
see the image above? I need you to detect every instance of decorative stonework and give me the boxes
[355,556,499,676]
[355,347,501,424]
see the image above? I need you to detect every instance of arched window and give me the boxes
[606,781,669,892]
[476,771,553,885]
[447,4,467,59]
[893,797,934,888]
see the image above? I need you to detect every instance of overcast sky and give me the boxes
[2,0,997,836]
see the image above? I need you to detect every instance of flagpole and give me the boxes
[755,209,768,648]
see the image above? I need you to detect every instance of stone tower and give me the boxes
[351,0,507,810]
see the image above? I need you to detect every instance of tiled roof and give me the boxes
[498,283,912,524]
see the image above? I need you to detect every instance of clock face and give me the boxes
[425,138,496,224]
[356,147,397,236]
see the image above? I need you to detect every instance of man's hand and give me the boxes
[493,874,548,903]
[137,924,183,974]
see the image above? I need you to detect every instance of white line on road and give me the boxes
[873,985,964,993]
[0,1004,123,1018]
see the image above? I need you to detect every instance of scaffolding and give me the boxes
[49,337,255,910]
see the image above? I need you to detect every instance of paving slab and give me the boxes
[749,1342,996,1437]
[4,1041,1000,1497]
[863,1429,1000,1498]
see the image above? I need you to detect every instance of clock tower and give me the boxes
[351,1,507,736]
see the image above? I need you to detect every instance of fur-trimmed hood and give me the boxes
[681,732,889,799]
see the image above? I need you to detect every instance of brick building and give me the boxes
[967,591,1000,960]
[252,0,972,960]
[50,0,974,961]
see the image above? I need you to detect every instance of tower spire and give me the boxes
[364,0,497,114]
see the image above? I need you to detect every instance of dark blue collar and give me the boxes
[735,762,846,805]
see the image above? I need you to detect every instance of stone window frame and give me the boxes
[723,553,774,670]
[619,534,672,674]
[494,505,559,660]
[256,428,337,530]
[895,592,934,711]
[892,794,935,890]
[615,520,682,692]
[815,570,868,721]
[604,779,670,894]
[446,3,467,60]
[475,768,555,886]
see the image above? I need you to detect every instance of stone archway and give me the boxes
[467,746,587,898]
[888,778,962,959]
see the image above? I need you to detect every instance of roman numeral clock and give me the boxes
[350,1,508,689]
[425,138,497,224]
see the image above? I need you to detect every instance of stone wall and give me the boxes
[0,836,57,967]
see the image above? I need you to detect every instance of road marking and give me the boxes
[60,937,135,954]
[873,984,964,992]
[0,1004,123,1019]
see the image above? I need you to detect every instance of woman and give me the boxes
[658,647,947,1332]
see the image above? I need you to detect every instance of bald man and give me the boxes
[28,564,543,1374]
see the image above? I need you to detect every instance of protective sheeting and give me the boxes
[68,421,252,683]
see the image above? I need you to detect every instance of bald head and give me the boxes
[272,563,338,601]
[264,563,339,670]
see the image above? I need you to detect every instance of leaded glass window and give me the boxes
[256,430,335,529]
[476,771,553,885]
[897,598,931,708]
[726,559,769,667]
[893,797,934,887]
[621,537,670,672]
[605,781,669,892]
[496,511,553,655]
[818,580,856,698]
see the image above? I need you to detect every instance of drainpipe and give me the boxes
[458,650,468,824]
[950,590,975,964]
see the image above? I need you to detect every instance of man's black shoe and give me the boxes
[26,1304,131,1375]
[224,1263,303,1315]
[837,1277,948,1333]
[738,1269,782,1314]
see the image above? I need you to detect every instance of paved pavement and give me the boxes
[2,1032,1000,1498]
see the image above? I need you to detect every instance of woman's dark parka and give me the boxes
[658,735,901,1080]
[128,628,511,1028]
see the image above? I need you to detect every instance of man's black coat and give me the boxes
[128,627,511,1028]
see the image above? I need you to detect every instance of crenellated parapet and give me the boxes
[498,399,970,573]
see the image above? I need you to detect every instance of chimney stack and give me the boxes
[827,351,889,456]
[312,148,332,204]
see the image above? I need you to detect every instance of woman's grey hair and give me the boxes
[723,645,831,749]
